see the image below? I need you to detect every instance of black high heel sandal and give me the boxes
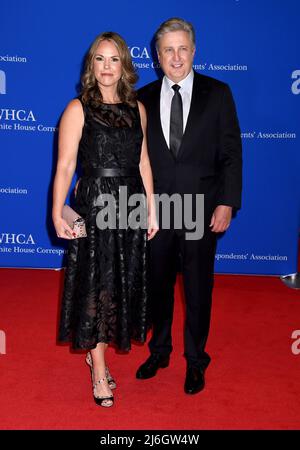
[93,377,114,408]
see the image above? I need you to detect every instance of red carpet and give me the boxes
[0,268,300,430]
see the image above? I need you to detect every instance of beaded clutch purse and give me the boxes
[62,205,87,238]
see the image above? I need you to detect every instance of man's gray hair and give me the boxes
[155,17,196,51]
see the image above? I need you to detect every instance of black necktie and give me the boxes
[169,84,183,158]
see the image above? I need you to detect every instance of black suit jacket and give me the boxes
[138,71,242,211]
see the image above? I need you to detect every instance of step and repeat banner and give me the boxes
[0,0,299,274]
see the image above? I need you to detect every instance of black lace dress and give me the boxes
[58,99,148,351]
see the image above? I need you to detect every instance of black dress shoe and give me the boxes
[136,353,170,379]
[184,367,205,394]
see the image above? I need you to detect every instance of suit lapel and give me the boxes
[176,72,211,160]
[149,80,176,162]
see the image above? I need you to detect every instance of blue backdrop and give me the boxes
[0,0,299,274]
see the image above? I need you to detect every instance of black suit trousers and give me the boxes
[148,226,217,370]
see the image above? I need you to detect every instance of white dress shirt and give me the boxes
[160,70,194,148]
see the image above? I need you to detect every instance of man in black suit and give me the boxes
[136,18,242,394]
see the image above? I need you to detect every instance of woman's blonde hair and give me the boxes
[81,31,138,106]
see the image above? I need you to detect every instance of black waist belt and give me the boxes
[84,167,140,177]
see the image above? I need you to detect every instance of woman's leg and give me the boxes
[90,343,113,406]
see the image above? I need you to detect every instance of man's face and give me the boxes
[157,30,195,83]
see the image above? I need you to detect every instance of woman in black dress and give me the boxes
[52,32,157,407]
